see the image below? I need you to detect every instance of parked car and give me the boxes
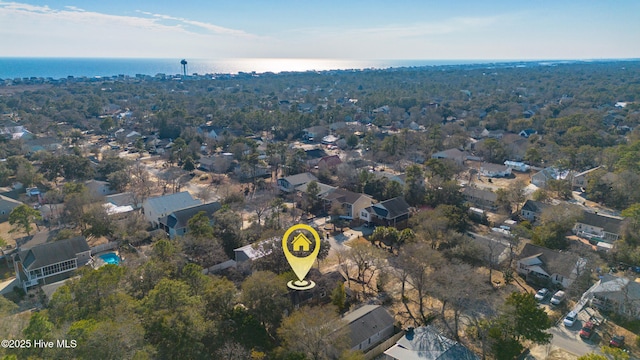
[579,321,595,339]
[550,290,566,305]
[534,288,549,301]
[563,311,578,327]
[609,335,625,348]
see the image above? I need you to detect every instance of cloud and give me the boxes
[136,10,253,37]
[0,1,261,57]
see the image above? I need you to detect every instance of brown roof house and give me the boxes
[322,188,373,220]
[13,236,91,292]
[516,243,586,289]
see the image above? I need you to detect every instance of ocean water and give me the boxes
[0,57,500,80]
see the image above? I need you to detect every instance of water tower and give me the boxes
[180,59,188,76]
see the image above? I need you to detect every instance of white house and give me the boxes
[573,211,624,243]
[479,163,512,178]
[504,161,529,172]
[517,243,585,289]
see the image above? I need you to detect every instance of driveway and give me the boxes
[531,307,603,358]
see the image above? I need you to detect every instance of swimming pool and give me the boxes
[99,252,121,265]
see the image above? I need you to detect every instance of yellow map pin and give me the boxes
[282,224,321,290]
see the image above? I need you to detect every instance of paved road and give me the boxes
[548,324,600,357]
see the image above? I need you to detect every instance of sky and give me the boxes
[1,0,639,60]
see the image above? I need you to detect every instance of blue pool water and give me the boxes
[99,252,121,265]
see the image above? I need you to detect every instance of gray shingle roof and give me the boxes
[385,325,479,360]
[343,305,394,349]
[161,202,222,230]
[145,191,201,216]
[518,243,579,281]
[521,200,551,214]
[19,236,90,271]
[282,172,318,187]
[322,188,368,205]
[461,187,497,202]
[579,212,623,234]
[104,192,135,207]
[373,197,411,219]
[480,162,509,172]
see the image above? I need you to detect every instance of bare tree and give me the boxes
[345,242,386,298]
[215,341,251,360]
[248,191,275,226]
[129,162,153,207]
[393,243,445,325]
[430,262,492,341]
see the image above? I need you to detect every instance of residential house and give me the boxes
[295,181,336,198]
[197,124,223,140]
[302,126,328,142]
[103,192,137,215]
[23,137,62,154]
[278,172,318,193]
[289,269,346,309]
[520,200,551,222]
[322,189,373,220]
[13,236,91,292]
[479,163,512,178]
[517,243,584,289]
[361,197,411,227]
[573,211,624,243]
[0,194,22,222]
[431,148,468,165]
[142,191,201,227]
[589,274,640,319]
[384,326,479,360]
[461,187,497,211]
[159,202,222,238]
[233,163,271,180]
[321,134,339,145]
[342,305,395,354]
[316,155,342,171]
[531,167,573,188]
[85,179,117,198]
[305,147,329,167]
[0,119,33,140]
[519,128,537,138]
[371,171,407,187]
[504,161,530,172]
[572,166,601,189]
[234,237,278,263]
[199,153,233,173]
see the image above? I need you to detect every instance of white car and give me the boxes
[550,290,566,305]
[563,311,577,327]
[534,288,549,301]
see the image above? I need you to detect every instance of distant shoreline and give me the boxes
[0,57,638,81]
